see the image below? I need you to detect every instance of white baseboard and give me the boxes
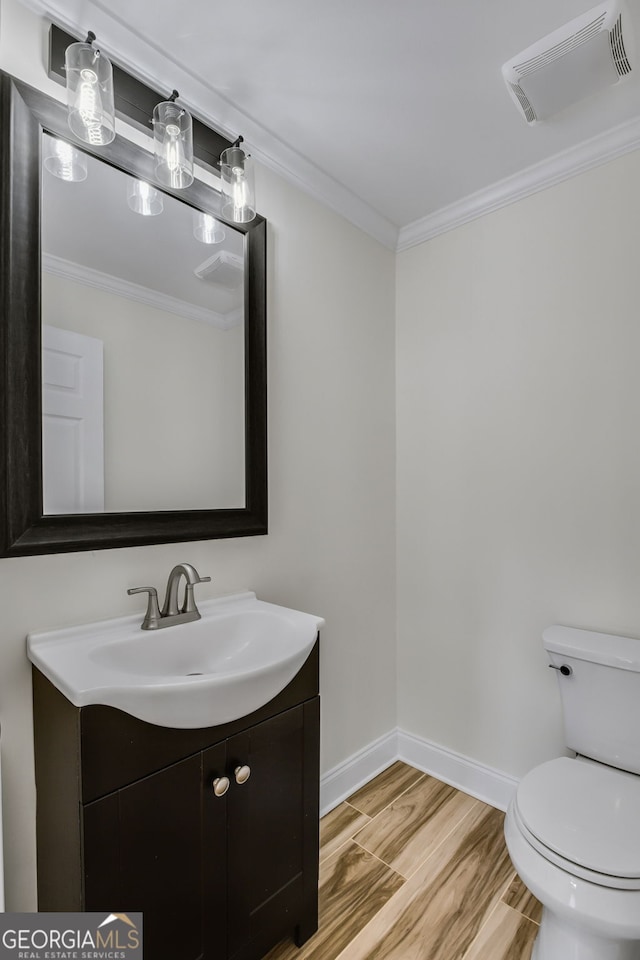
[397,729,519,811]
[319,730,398,816]
[320,728,519,816]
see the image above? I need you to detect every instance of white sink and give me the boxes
[27,592,324,728]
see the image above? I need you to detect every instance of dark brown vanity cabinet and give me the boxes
[32,643,320,960]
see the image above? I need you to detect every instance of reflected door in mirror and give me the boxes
[42,324,105,513]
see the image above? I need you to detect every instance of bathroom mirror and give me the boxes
[0,72,267,556]
[41,135,246,515]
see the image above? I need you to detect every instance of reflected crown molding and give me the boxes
[42,253,241,330]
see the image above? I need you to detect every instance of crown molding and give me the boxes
[19,0,399,250]
[397,113,640,252]
[42,253,239,329]
[251,148,399,250]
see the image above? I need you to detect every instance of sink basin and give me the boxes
[27,592,324,728]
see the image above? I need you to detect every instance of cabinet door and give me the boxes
[84,743,228,960]
[226,703,312,959]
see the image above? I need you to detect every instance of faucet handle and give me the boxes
[127,586,162,630]
[182,576,211,615]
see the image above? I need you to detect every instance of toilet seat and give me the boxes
[514,757,640,891]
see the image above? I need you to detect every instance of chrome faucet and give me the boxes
[128,563,211,630]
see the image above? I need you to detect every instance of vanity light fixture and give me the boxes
[193,212,226,244]
[43,136,87,182]
[50,27,257,220]
[220,137,256,223]
[153,90,194,190]
[65,31,115,146]
[127,178,164,216]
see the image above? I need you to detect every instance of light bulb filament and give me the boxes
[56,140,74,180]
[77,68,104,145]
[232,172,249,215]
[163,123,187,186]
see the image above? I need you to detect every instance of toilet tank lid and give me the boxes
[543,625,640,672]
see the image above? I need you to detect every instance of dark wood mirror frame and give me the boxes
[0,71,267,557]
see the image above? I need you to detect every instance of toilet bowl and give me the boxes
[505,626,640,960]
[505,757,640,959]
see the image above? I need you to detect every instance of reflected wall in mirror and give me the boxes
[41,134,245,514]
[0,72,267,557]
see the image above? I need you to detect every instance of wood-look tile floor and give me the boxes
[265,761,542,960]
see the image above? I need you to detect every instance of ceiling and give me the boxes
[21,0,640,248]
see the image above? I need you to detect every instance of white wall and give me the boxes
[396,149,640,779]
[43,273,245,510]
[0,0,397,909]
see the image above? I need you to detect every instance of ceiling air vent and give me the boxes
[610,14,632,74]
[502,0,634,124]
[193,251,244,289]
[508,82,537,123]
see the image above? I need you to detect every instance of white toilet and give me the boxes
[504,625,640,960]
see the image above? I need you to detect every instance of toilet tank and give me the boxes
[543,625,640,775]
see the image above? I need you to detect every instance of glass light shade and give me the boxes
[193,212,226,244]
[43,137,87,182]
[127,179,164,216]
[220,145,256,223]
[65,41,115,145]
[153,101,194,189]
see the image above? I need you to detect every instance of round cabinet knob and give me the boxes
[212,776,230,797]
[234,764,251,785]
